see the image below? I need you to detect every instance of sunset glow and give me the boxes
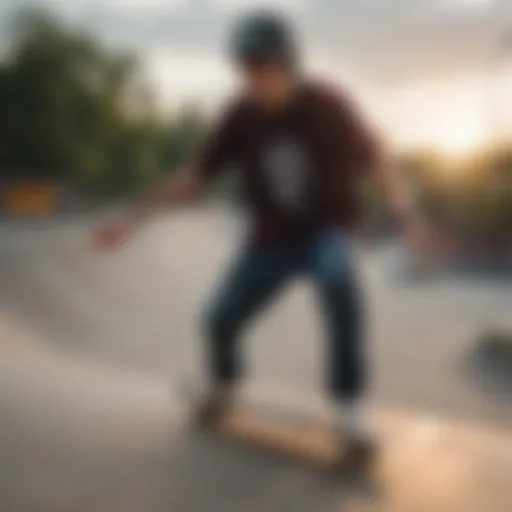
[433,114,488,155]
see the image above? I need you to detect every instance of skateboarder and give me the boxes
[93,12,425,461]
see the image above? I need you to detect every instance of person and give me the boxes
[93,12,425,462]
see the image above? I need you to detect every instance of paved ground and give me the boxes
[0,209,511,511]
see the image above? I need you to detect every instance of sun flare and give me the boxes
[432,110,488,156]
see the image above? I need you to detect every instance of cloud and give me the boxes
[444,0,494,9]
[2,0,509,145]
[1,0,508,83]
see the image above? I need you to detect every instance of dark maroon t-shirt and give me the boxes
[198,81,380,247]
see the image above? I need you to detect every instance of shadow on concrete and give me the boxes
[66,429,383,512]
[460,331,512,401]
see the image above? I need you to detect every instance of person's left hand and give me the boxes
[404,216,451,254]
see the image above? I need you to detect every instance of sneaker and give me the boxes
[193,386,234,428]
[333,401,377,467]
[342,428,377,466]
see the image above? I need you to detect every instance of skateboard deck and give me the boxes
[176,382,376,470]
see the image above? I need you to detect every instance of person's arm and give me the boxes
[92,101,241,251]
[129,167,204,227]
[92,167,204,251]
[323,88,422,236]
[334,91,416,220]
[372,141,443,251]
[371,145,417,223]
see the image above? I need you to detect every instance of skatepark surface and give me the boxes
[0,211,511,511]
[1,316,511,512]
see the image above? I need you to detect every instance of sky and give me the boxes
[1,0,511,149]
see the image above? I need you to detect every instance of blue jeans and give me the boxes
[203,230,365,400]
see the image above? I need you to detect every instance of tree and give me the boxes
[0,9,168,196]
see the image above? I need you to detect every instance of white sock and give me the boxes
[336,400,368,437]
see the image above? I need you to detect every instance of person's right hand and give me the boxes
[91,217,136,252]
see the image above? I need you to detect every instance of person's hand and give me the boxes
[404,216,452,254]
[405,216,431,251]
[91,216,137,252]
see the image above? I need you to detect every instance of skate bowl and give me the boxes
[1,319,511,512]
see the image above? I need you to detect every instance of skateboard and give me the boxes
[176,382,378,471]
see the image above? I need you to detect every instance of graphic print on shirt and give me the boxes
[262,137,310,214]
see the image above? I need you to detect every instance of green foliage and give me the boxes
[161,105,207,170]
[396,146,512,243]
[0,9,207,197]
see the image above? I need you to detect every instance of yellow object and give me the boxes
[5,185,58,215]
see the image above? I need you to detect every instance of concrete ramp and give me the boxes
[0,318,511,512]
